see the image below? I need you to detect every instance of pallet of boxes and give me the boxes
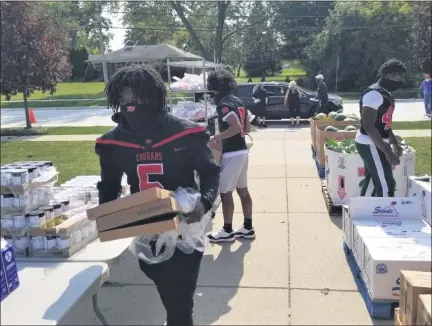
[309,112,360,178]
[342,197,432,319]
[408,176,432,226]
[0,162,99,258]
[323,137,416,213]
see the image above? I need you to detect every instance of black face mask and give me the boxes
[379,78,405,92]
[120,104,152,131]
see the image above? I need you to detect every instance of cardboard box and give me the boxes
[409,176,432,226]
[87,188,173,220]
[99,214,180,242]
[315,125,359,168]
[352,220,431,266]
[395,308,403,326]
[309,119,357,148]
[325,148,416,205]
[399,271,432,325]
[362,244,431,300]
[95,197,179,232]
[28,215,89,237]
[416,294,432,326]
[343,197,424,251]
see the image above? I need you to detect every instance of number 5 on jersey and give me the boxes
[137,163,164,191]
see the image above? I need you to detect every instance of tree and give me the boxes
[84,63,97,82]
[0,1,72,128]
[272,1,334,61]
[70,47,89,79]
[411,1,432,73]
[303,1,415,92]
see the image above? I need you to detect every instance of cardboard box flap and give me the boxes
[348,197,423,220]
[95,197,180,232]
[103,212,179,232]
[99,215,180,242]
[87,188,173,220]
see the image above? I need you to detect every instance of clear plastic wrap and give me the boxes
[170,73,208,92]
[130,187,211,265]
[171,101,217,121]
[0,166,58,195]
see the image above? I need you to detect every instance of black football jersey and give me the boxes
[216,94,248,153]
[359,83,395,139]
[95,110,220,211]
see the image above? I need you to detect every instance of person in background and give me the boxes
[284,81,301,128]
[355,59,406,197]
[252,84,270,127]
[97,66,220,326]
[315,74,329,114]
[419,73,432,118]
[207,69,255,243]
[247,77,253,83]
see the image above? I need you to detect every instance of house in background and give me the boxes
[86,43,222,79]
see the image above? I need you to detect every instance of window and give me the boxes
[235,85,255,97]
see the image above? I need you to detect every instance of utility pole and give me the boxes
[335,54,340,93]
[97,1,108,84]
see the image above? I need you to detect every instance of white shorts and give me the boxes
[219,152,249,193]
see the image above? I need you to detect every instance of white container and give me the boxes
[361,241,431,300]
[0,216,14,229]
[343,197,424,251]
[352,220,432,267]
[30,237,46,251]
[12,215,27,229]
[325,147,416,205]
[13,237,30,250]
[408,176,432,226]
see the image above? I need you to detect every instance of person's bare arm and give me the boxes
[362,107,392,154]
[212,114,242,142]
[389,129,403,156]
[284,90,289,107]
[362,107,399,164]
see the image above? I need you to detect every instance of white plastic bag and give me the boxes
[129,187,211,264]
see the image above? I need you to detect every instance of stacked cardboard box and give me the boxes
[343,197,432,301]
[408,176,432,226]
[399,271,432,325]
[87,188,180,242]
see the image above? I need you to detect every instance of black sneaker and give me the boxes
[207,229,236,243]
[234,226,256,239]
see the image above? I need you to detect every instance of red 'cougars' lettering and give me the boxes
[136,152,163,162]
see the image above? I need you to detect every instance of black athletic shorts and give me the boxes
[289,106,300,117]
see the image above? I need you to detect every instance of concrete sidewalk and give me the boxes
[59,130,394,325]
[0,128,431,143]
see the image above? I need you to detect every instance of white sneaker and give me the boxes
[207,228,236,243]
[234,226,256,239]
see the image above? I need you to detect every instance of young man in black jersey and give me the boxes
[96,66,220,326]
[206,69,255,243]
[355,59,406,197]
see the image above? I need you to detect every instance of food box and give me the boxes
[87,188,180,242]
[408,176,432,226]
[362,243,431,300]
[351,220,431,267]
[309,119,357,149]
[343,197,423,251]
[1,238,19,302]
[399,271,432,325]
[416,294,432,326]
[315,125,359,167]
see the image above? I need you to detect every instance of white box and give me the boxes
[343,197,423,250]
[352,221,432,267]
[408,176,432,226]
[325,148,416,205]
[362,242,432,300]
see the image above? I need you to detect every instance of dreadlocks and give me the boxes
[378,58,407,77]
[104,65,167,113]
[207,69,237,94]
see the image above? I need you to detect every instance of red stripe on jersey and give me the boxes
[221,107,229,115]
[152,127,206,148]
[96,139,144,149]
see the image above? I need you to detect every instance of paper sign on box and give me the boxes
[343,197,423,251]
[362,244,431,301]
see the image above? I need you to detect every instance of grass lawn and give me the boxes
[392,121,432,130]
[0,141,99,185]
[406,137,432,176]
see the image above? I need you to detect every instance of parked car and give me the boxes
[234,82,343,119]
